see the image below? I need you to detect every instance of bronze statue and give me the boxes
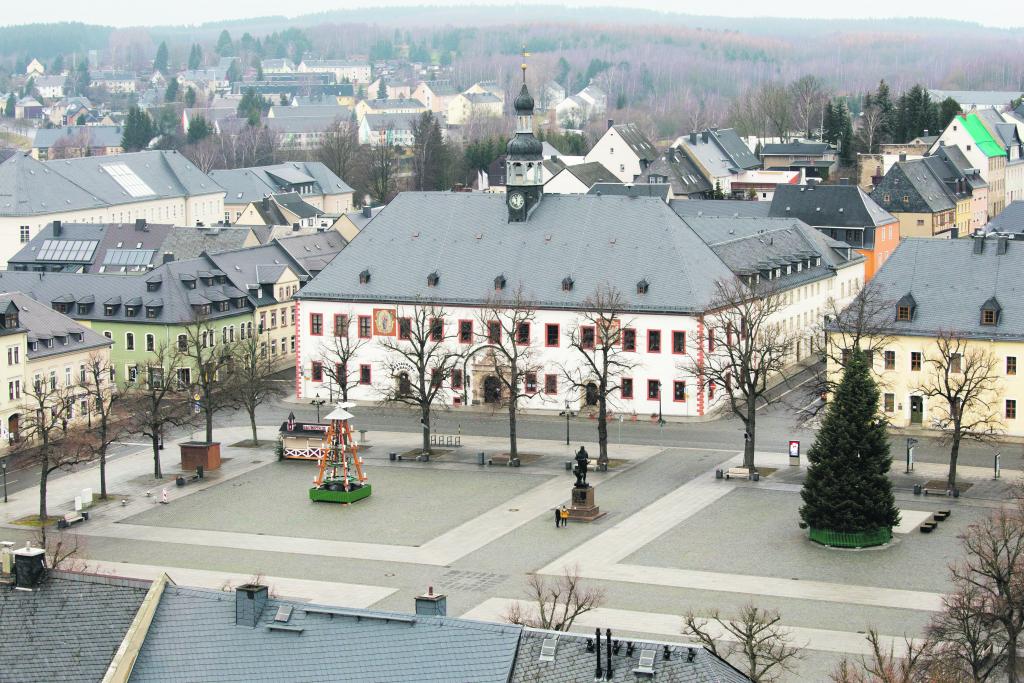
[573,446,590,488]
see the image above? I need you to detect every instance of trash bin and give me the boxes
[752,471,760,482]
[715,469,723,479]
[565,460,573,471]
[953,488,960,498]
[913,484,922,495]
[196,465,204,480]
[176,476,186,487]
[478,452,486,466]
[511,457,520,468]
[389,452,397,462]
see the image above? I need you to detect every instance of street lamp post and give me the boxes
[1,458,7,503]
[558,402,575,445]
[311,398,326,422]
[657,380,665,426]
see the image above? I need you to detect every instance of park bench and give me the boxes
[57,511,88,529]
[934,510,951,522]
[724,467,758,480]
[920,522,936,533]
[429,433,461,447]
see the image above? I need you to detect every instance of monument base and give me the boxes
[567,485,604,522]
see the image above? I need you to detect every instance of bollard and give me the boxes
[478,452,485,466]
[197,465,204,480]
[953,488,960,498]
[565,460,573,471]
[752,471,760,482]
[913,484,922,495]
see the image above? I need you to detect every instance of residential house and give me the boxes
[31,125,124,160]
[177,68,229,96]
[927,89,1024,110]
[89,71,136,93]
[934,145,989,231]
[464,80,506,104]
[235,194,328,230]
[0,150,226,268]
[769,184,900,279]
[829,235,1024,436]
[587,182,672,202]
[330,205,383,241]
[641,147,714,198]
[354,98,427,120]
[262,116,344,151]
[275,229,348,276]
[555,83,607,127]
[210,162,354,223]
[974,108,1024,206]
[544,161,618,194]
[297,59,372,84]
[672,128,762,196]
[358,112,432,146]
[260,59,294,74]
[929,113,1007,218]
[14,97,43,119]
[870,158,958,238]
[25,58,45,78]
[45,96,96,127]
[539,80,566,111]
[584,122,658,183]
[182,103,241,136]
[367,78,415,101]
[266,104,352,122]
[985,200,1024,233]
[447,92,503,126]
[760,141,838,179]
[0,292,112,442]
[728,170,802,202]
[33,75,65,100]
[240,80,354,104]
[411,80,459,113]
[880,134,939,157]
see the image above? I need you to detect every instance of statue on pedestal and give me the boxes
[573,446,590,488]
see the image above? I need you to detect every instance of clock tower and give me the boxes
[506,55,543,223]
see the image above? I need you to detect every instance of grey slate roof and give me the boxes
[268,104,352,120]
[986,200,1024,233]
[206,242,310,306]
[210,162,353,205]
[868,236,1024,340]
[870,159,956,214]
[642,149,713,196]
[274,191,323,219]
[33,125,125,150]
[511,629,751,683]
[0,570,151,683]
[588,182,670,200]
[299,192,736,313]
[161,226,255,261]
[275,230,347,274]
[0,292,112,358]
[611,123,658,162]
[677,129,760,181]
[563,161,617,187]
[770,184,897,228]
[670,199,772,219]
[0,150,222,217]
[761,141,835,157]
[362,111,426,132]
[129,585,521,683]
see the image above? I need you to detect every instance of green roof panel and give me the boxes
[961,114,1005,158]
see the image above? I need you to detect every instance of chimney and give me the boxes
[414,586,447,616]
[701,131,710,143]
[951,227,959,239]
[162,252,174,264]
[292,223,300,232]
[689,132,697,145]
[939,140,945,147]
[14,545,46,590]
[262,196,270,212]
[595,628,603,679]
[52,220,62,237]
[605,628,613,680]
[135,218,146,231]
[923,129,929,137]
[235,584,269,627]
[361,205,372,218]
[899,153,907,162]
[607,118,614,131]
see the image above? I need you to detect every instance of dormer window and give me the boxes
[146,306,159,318]
[895,293,917,321]
[562,277,574,292]
[359,269,371,284]
[637,279,649,295]
[494,274,506,291]
[3,312,17,329]
[146,281,160,292]
[427,271,440,287]
[77,303,90,314]
[105,305,116,316]
[981,297,1001,326]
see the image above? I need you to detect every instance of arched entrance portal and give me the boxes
[483,376,502,404]
[585,383,599,406]
[397,372,411,397]
[6,413,19,443]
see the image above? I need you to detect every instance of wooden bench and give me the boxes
[724,467,752,480]
[920,522,937,533]
[57,511,87,529]
[934,510,951,522]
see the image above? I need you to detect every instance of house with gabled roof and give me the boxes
[870,158,958,238]
[210,161,354,221]
[584,121,658,183]
[930,113,1008,218]
[672,128,761,196]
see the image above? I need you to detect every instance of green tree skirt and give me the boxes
[808,527,892,548]
[309,484,372,504]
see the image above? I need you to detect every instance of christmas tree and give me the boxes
[800,349,899,544]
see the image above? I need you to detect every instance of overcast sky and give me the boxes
[5,1,1012,29]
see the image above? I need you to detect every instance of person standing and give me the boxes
[560,506,569,527]
[554,507,561,529]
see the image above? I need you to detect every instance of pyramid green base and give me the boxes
[808,527,891,548]
[309,484,372,504]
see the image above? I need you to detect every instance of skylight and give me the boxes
[103,163,155,198]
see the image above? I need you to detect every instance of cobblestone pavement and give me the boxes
[1,421,1018,682]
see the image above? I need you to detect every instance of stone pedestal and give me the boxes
[180,441,221,471]
[568,485,604,522]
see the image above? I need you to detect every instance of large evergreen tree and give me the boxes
[937,97,961,132]
[164,77,179,103]
[237,88,265,126]
[121,106,155,151]
[874,80,896,144]
[4,93,15,118]
[188,44,203,70]
[800,349,900,535]
[216,30,234,57]
[154,41,169,75]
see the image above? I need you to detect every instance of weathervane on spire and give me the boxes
[520,44,530,83]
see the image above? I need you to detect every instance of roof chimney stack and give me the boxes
[362,205,372,218]
[52,220,61,237]
[415,586,447,616]
[235,584,268,628]
[14,545,46,590]
[135,218,146,231]
[689,132,697,145]
[162,252,174,264]
[899,153,907,162]
[607,119,614,131]
[701,131,710,143]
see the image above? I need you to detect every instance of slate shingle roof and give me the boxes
[675,129,760,180]
[0,292,111,358]
[0,571,151,683]
[587,182,670,200]
[563,161,618,187]
[642,149,713,196]
[511,629,751,682]
[870,159,956,214]
[298,192,736,313]
[129,586,521,683]
[986,200,1024,233]
[611,123,658,162]
[761,141,835,157]
[770,184,897,228]
[868,236,1024,340]
[33,125,124,150]
[670,199,772,219]
[275,230,347,275]
[210,162,353,205]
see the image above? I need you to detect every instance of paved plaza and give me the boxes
[0,420,1017,681]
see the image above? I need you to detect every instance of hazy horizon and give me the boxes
[4,1,1017,30]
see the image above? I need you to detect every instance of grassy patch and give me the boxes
[924,480,973,493]
[490,452,544,465]
[11,515,60,527]
[229,439,267,448]
[401,448,453,458]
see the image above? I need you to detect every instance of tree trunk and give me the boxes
[597,396,609,464]
[508,396,518,459]
[38,459,49,522]
[421,405,430,454]
[205,404,214,443]
[152,432,162,479]
[99,448,108,499]
[947,434,960,489]
[248,406,259,445]
[743,400,757,470]
[1008,626,1019,683]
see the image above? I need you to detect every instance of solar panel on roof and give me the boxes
[103,249,156,266]
[37,239,98,262]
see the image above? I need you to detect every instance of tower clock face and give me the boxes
[508,191,525,210]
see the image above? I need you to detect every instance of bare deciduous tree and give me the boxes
[359,137,399,204]
[916,332,1002,489]
[687,278,795,471]
[829,629,933,683]
[181,316,239,444]
[376,304,464,454]
[473,285,541,459]
[560,284,637,466]
[78,352,125,499]
[926,581,1005,682]
[504,565,605,632]
[318,312,369,403]
[790,75,828,139]
[232,332,287,445]
[857,106,884,155]
[126,342,193,479]
[316,118,359,184]
[682,604,803,683]
[32,527,87,572]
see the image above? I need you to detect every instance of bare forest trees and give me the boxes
[790,75,828,139]
[682,604,803,683]
[473,286,541,459]
[829,630,934,683]
[857,106,884,155]
[560,284,636,466]
[688,278,795,471]
[360,138,399,205]
[317,119,360,185]
[410,110,448,191]
[916,333,1002,489]
[77,353,125,499]
[376,304,464,454]
[504,565,605,632]
[126,342,193,479]
[180,317,239,444]
[15,374,93,526]
[232,332,287,445]
[318,313,369,403]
